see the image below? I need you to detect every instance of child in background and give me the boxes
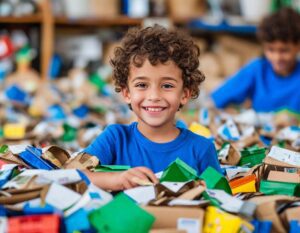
[211,7,300,114]
[83,25,222,191]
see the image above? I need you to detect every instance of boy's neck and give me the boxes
[137,122,180,143]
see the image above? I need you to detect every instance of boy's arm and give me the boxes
[83,166,159,191]
[210,60,256,109]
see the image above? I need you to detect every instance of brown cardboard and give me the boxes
[285,207,300,222]
[63,152,99,169]
[264,156,300,169]
[220,144,241,165]
[267,170,300,183]
[166,0,206,19]
[144,206,204,231]
[89,0,119,18]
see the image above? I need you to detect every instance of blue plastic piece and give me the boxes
[49,54,62,79]
[23,203,58,215]
[251,220,272,233]
[5,85,29,105]
[290,221,300,233]
[73,105,89,119]
[77,169,91,185]
[47,104,66,121]
[65,209,90,233]
[19,146,54,170]
[0,205,6,216]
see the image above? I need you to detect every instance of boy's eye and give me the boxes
[162,83,174,89]
[134,83,147,88]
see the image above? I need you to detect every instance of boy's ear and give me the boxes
[180,88,191,106]
[121,87,131,104]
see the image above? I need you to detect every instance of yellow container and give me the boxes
[203,206,253,233]
[189,122,211,138]
[3,123,26,140]
[229,174,257,195]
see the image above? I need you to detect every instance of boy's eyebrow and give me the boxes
[131,76,179,82]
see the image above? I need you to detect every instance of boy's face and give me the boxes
[263,40,300,76]
[122,59,191,130]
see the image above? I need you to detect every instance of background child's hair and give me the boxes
[257,7,300,43]
[110,24,205,99]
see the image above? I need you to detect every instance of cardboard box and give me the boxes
[89,0,119,18]
[144,206,204,233]
[267,170,300,183]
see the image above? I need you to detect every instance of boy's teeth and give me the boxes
[146,107,163,112]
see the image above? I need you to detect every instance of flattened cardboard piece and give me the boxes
[41,146,70,168]
[233,132,262,149]
[177,185,205,200]
[160,158,198,182]
[155,181,202,198]
[264,156,300,169]
[65,180,88,195]
[200,167,232,194]
[89,194,155,233]
[219,143,241,166]
[0,186,48,205]
[0,151,28,167]
[267,171,300,183]
[144,206,204,231]
[63,152,99,169]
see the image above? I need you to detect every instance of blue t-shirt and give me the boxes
[83,122,222,175]
[211,58,300,113]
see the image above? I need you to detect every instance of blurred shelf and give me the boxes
[0,14,43,24]
[54,16,143,27]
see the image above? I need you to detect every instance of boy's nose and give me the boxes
[147,88,162,101]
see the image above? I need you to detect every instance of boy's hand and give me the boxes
[117,167,159,190]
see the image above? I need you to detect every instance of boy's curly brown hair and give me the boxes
[257,7,300,43]
[110,25,205,99]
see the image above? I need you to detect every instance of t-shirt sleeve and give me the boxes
[199,142,223,175]
[82,125,116,165]
[211,60,256,108]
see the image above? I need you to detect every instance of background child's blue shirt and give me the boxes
[83,122,222,175]
[211,57,300,113]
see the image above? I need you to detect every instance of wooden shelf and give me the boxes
[0,14,43,24]
[55,16,143,27]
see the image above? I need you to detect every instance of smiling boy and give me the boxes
[82,25,222,191]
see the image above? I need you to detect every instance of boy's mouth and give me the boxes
[143,107,165,112]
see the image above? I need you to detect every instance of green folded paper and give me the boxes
[200,166,232,194]
[238,146,266,167]
[94,165,131,172]
[160,158,198,182]
[259,180,300,197]
[89,193,155,233]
